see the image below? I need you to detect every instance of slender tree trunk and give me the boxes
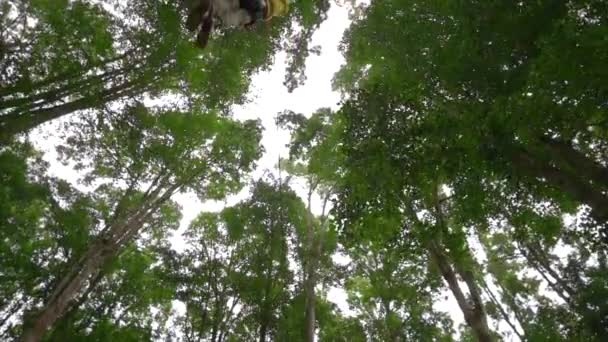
[517,245,572,305]
[427,241,495,342]
[304,270,316,342]
[303,190,316,342]
[479,277,526,341]
[303,191,330,342]
[259,226,277,342]
[478,236,529,337]
[496,281,528,332]
[525,242,575,297]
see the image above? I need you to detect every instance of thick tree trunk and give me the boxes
[455,263,493,340]
[540,137,608,189]
[511,148,608,227]
[19,185,175,341]
[50,271,105,336]
[427,241,494,342]
[20,239,116,342]
[0,81,140,143]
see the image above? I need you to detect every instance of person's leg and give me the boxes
[186,0,212,31]
[197,17,213,48]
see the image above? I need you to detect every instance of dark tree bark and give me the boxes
[510,147,608,229]
[427,241,495,342]
[0,80,143,143]
[540,137,608,190]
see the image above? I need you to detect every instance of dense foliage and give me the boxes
[1,0,607,341]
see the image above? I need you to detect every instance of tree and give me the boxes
[277,107,342,342]
[167,212,249,342]
[18,104,262,341]
[342,234,454,341]
[334,0,608,237]
[0,0,332,142]
[166,179,309,342]
[228,180,304,342]
[4,1,608,341]
[0,143,94,339]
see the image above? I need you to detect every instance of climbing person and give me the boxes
[184,0,289,48]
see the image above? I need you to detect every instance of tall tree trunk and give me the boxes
[540,137,608,189]
[525,241,576,297]
[259,222,277,342]
[455,263,494,340]
[427,241,495,342]
[19,185,176,342]
[304,271,316,342]
[479,277,526,341]
[0,80,142,143]
[303,190,329,342]
[510,148,608,228]
[517,244,572,305]
[495,281,528,333]
[50,271,105,336]
[303,190,316,342]
[21,239,118,342]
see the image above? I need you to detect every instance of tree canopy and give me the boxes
[1,0,607,341]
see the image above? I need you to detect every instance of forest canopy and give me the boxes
[1,0,607,341]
